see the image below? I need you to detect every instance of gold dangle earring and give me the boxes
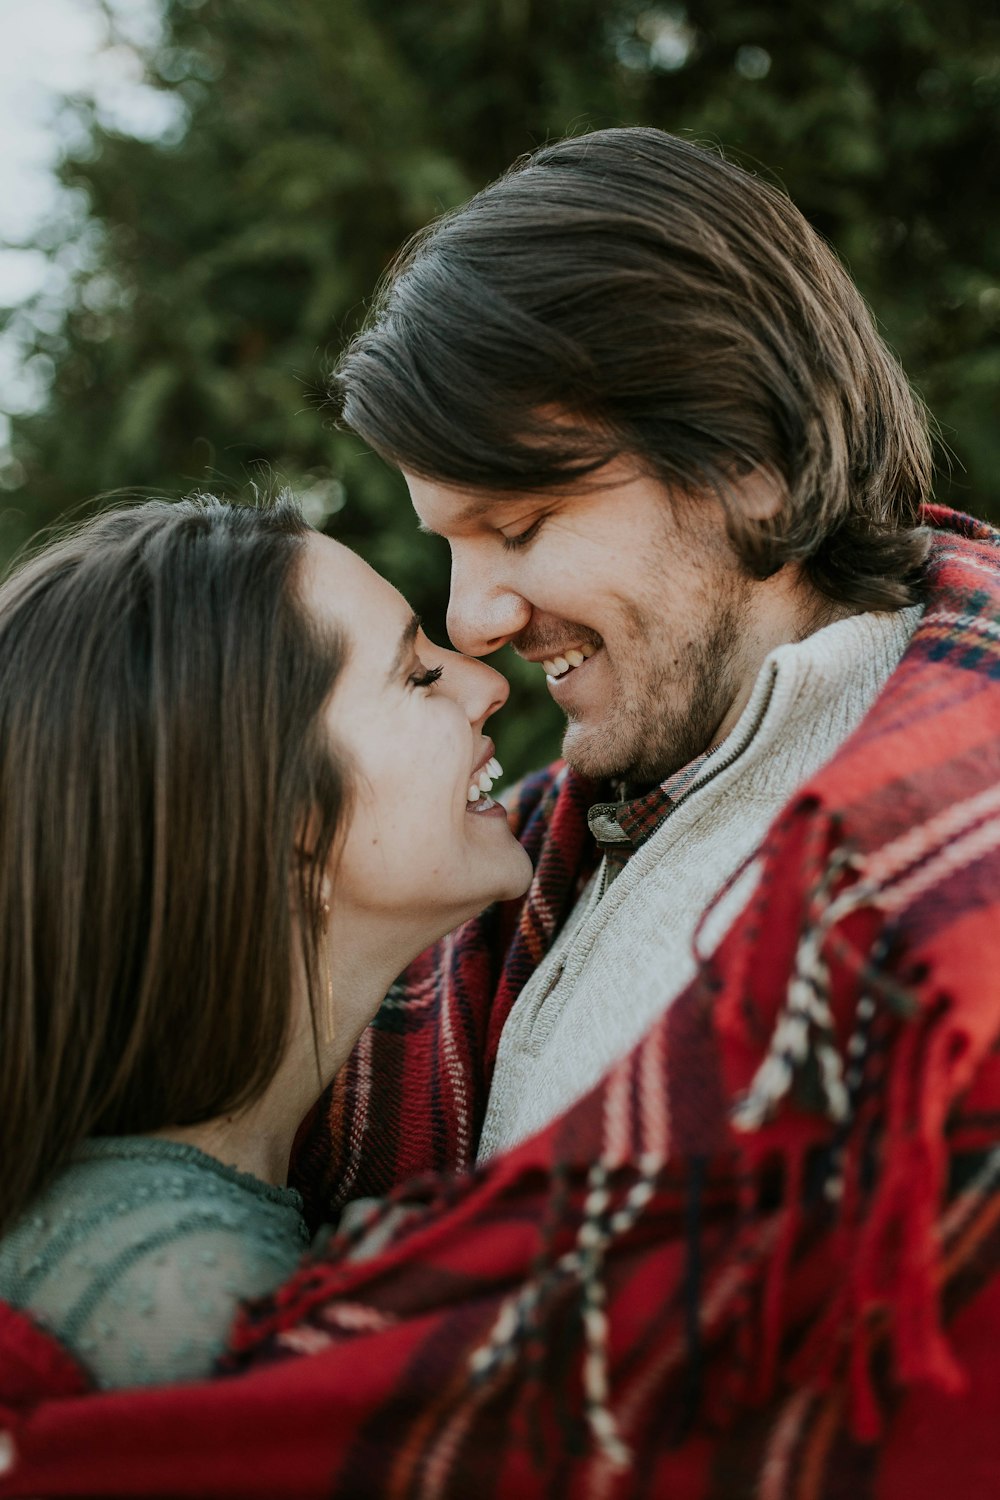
[318,897,335,1045]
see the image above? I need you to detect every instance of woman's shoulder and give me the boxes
[0,1137,310,1389]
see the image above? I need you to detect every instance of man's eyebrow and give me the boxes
[387,612,421,682]
[415,497,501,536]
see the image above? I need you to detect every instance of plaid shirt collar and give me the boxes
[586,750,712,863]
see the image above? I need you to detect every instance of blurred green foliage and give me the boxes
[1,0,998,778]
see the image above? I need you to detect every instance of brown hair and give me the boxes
[0,495,349,1235]
[332,127,932,610]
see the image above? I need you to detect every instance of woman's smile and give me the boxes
[465,743,506,815]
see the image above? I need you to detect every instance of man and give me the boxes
[277,129,999,1490]
[306,122,937,1183]
[3,129,999,1498]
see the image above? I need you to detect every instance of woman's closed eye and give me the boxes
[408,663,444,690]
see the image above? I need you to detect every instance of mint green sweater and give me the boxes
[0,1137,310,1389]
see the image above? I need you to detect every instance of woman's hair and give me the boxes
[331,127,932,610]
[0,495,348,1235]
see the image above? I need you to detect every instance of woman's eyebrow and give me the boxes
[387,612,421,683]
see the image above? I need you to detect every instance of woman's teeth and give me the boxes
[467,756,503,803]
[542,642,596,680]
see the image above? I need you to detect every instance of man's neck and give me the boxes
[707,569,858,755]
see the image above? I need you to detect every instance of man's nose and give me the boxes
[446,554,531,657]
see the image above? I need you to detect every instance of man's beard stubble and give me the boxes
[559,592,746,787]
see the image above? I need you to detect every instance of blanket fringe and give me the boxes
[729,806,984,1439]
[468,1154,663,1469]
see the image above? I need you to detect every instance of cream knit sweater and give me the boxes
[477,605,922,1162]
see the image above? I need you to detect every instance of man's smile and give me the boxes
[539,640,598,682]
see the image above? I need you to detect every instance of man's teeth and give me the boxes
[542,642,597,678]
[468,756,503,803]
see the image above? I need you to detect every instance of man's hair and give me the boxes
[0,496,348,1235]
[332,127,932,610]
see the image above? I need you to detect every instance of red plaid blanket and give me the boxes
[2,505,1000,1498]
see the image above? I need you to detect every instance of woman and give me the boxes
[0,493,532,1390]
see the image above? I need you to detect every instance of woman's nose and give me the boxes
[442,647,509,726]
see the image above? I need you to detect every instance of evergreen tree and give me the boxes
[3,0,998,775]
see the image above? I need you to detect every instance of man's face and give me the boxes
[405,461,761,784]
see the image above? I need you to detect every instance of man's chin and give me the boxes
[560,722,629,784]
[562,718,707,788]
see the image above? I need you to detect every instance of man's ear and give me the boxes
[733,466,785,522]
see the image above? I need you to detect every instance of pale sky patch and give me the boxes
[0,0,180,438]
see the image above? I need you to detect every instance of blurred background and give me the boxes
[1,0,997,778]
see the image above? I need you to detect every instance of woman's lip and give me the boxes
[470,737,497,779]
[466,740,503,816]
[465,796,508,820]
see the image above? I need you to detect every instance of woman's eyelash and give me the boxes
[409,664,444,689]
[500,517,544,552]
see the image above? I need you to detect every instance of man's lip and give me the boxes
[547,661,589,692]
[517,644,602,665]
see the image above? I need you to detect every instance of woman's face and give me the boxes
[300,534,533,947]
